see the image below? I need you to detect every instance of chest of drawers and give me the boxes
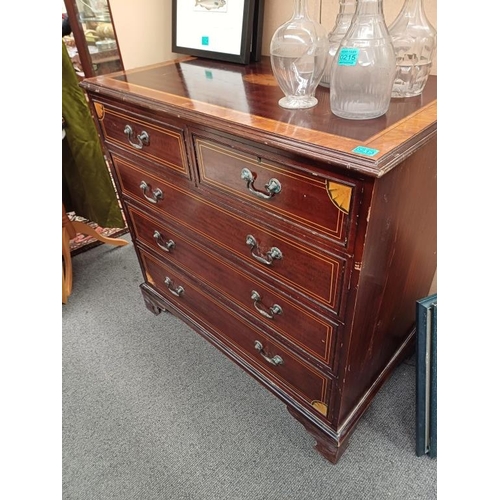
[81,57,437,464]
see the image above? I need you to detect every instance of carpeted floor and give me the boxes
[62,234,437,500]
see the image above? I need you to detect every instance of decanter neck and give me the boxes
[355,0,384,16]
[339,0,357,12]
[400,0,426,19]
[293,0,309,19]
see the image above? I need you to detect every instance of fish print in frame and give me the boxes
[194,0,228,12]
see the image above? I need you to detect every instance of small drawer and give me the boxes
[139,248,332,413]
[112,153,347,315]
[194,136,358,250]
[92,99,190,180]
[127,205,338,365]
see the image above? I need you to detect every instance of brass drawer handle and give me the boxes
[164,277,184,297]
[245,235,282,266]
[241,168,281,200]
[153,230,175,252]
[254,341,283,366]
[124,124,150,150]
[250,290,282,320]
[140,180,163,204]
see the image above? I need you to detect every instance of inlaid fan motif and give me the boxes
[326,181,352,214]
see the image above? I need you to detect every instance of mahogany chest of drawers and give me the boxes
[81,57,437,464]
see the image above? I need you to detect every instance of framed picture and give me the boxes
[415,293,437,458]
[172,0,264,64]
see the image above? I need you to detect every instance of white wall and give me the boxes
[109,0,437,74]
[108,0,174,70]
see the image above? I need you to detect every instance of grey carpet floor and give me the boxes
[62,234,437,500]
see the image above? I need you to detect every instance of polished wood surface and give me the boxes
[95,99,189,178]
[81,57,437,464]
[81,56,437,176]
[110,153,346,313]
[139,247,332,406]
[127,205,338,366]
[334,137,438,431]
[193,135,353,249]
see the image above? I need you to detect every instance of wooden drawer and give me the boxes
[92,99,190,180]
[113,153,347,315]
[193,135,358,250]
[139,247,332,414]
[127,205,338,366]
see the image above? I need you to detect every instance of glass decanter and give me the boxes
[270,0,328,109]
[330,0,396,120]
[389,0,437,98]
[319,0,357,88]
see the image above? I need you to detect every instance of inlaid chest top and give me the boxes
[81,56,437,177]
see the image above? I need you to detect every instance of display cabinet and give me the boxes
[62,0,124,79]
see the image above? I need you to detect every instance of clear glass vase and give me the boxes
[389,0,437,98]
[330,0,396,120]
[270,0,328,109]
[319,0,357,88]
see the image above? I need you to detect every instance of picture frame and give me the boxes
[172,0,264,64]
[415,293,437,458]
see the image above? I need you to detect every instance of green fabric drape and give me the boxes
[62,41,125,229]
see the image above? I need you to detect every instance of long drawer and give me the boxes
[127,204,338,366]
[138,247,332,417]
[113,152,348,316]
[192,133,360,253]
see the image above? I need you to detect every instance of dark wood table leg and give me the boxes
[287,406,349,464]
